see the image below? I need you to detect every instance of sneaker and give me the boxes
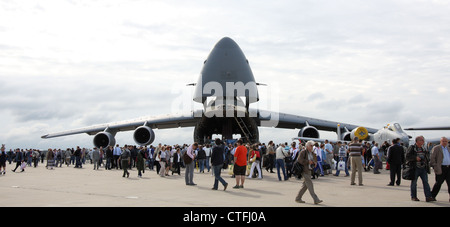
[232,185,240,189]
[314,200,323,205]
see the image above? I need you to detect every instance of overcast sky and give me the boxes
[1,0,449,149]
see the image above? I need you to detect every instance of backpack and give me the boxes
[121,150,130,159]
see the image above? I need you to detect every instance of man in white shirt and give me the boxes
[324,140,334,174]
[204,144,212,173]
[113,144,122,169]
[275,144,289,181]
[185,143,198,186]
[371,143,381,174]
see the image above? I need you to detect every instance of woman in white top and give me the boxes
[158,146,167,177]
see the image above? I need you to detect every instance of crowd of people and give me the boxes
[0,135,449,204]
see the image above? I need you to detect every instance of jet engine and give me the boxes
[341,132,352,141]
[350,126,369,141]
[298,126,320,138]
[93,132,116,148]
[133,126,155,146]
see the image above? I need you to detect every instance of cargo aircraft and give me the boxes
[41,37,442,147]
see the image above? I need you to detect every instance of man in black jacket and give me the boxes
[211,138,228,191]
[406,136,433,202]
[387,138,405,186]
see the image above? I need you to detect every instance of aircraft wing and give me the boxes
[256,109,379,133]
[404,126,450,131]
[41,110,201,139]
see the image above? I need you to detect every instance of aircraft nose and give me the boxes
[214,37,239,49]
[193,37,259,104]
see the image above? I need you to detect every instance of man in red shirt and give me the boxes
[233,139,248,189]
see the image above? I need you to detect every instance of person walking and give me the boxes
[386,138,405,186]
[248,145,262,179]
[64,148,72,167]
[265,141,275,173]
[0,145,7,175]
[211,138,228,191]
[295,140,322,205]
[371,143,382,174]
[185,143,198,186]
[204,144,212,173]
[197,145,206,173]
[136,147,146,178]
[172,148,181,175]
[334,141,349,177]
[91,147,100,170]
[12,149,24,172]
[233,139,248,189]
[119,145,130,178]
[406,136,433,202]
[158,146,167,177]
[113,144,122,169]
[430,137,450,202]
[275,143,289,181]
[46,149,55,170]
[74,146,82,168]
[324,140,334,175]
[349,137,364,186]
[105,146,114,170]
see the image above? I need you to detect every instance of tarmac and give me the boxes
[1,161,449,207]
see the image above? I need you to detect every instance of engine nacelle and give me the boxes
[341,132,352,141]
[133,126,155,146]
[350,126,369,141]
[93,132,116,148]
[298,126,320,138]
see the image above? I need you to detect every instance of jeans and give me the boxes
[335,157,349,176]
[212,165,227,189]
[276,159,287,181]
[410,167,432,198]
[105,157,112,170]
[75,156,82,168]
[198,159,205,172]
[206,157,211,172]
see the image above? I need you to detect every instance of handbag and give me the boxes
[183,152,192,164]
[322,163,331,170]
[337,160,345,171]
[402,164,415,180]
[291,162,303,179]
[249,154,256,163]
[228,164,234,175]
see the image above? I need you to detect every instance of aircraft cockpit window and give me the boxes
[394,123,404,132]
